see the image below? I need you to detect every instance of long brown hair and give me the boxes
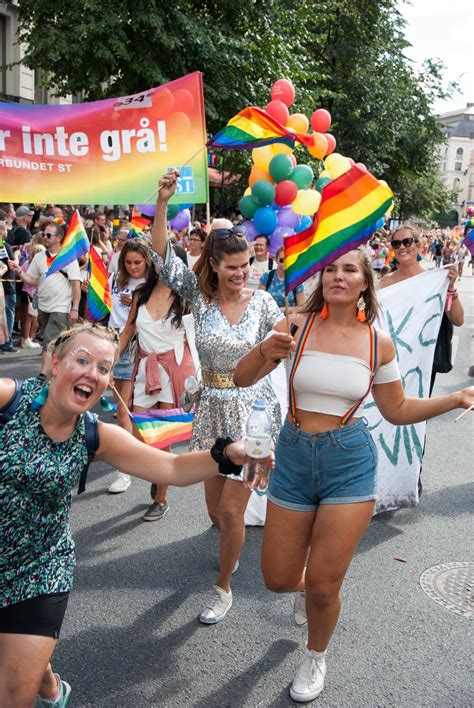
[116,239,151,290]
[194,230,249,301]
[302,248,379,324]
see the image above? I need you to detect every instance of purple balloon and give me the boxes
[170,209,190,230]
[269,226,294,252]
[277,207,299,229]
[243,220,259,241]
[138,203,156,218]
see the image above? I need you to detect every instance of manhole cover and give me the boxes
[420,562,474,619]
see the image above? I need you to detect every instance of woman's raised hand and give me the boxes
[157,169,179,203]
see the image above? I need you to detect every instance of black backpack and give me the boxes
[0,379,99,494]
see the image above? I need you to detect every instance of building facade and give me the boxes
[439,104,474,220]
[0,1,71,105]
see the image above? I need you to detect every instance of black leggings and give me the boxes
[0,593,69,639]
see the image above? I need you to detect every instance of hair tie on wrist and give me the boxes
[210,437,242,477]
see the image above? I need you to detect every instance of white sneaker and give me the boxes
[21,338,41,349]
[199,585,232,624]
[294,591,307,626]
[107,472,131,493]
[290,647,326,703]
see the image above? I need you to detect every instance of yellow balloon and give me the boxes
[271,142,294,156]
[286,113,310,134]
[252,145,274,170]
[379,179,389,188]
[318,169,331,179]
[292,189,322,216]
[244,187,251,196]
[324,153,351,179]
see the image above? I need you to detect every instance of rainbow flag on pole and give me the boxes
[207,106,313,151]
[46,210,89,277]
[131,407,194,448]
[86,247,112,321]
[284,165,393,292]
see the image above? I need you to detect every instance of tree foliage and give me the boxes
[14,0,456,218]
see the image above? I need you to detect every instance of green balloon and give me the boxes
[167,204,179,220]
[315,177,331,193]
[290,164,314,189]
[239,195,259,219]
[252,179,276,206]
[269,154,294,183]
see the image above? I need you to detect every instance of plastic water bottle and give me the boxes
[244,399,272,490]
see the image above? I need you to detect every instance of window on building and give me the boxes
[456,147,463,157]
[453,178,461,190]
[454,162,462,172]
[35,69,48,104]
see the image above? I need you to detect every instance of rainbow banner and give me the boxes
[87,247,112,321]
[0,73,208,205]
[208,106,313,150]
[46,210,89,276]
[463,229,474,256]
[284,165,393,292]
[131,407,194,448]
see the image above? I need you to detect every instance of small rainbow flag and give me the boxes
[463,229,474,256]
[131,207,151,233]
[46,210,89,277]
[207,106,313,151]
[130,407,194,449]
[284,165,393,292]
[87,246,112,321]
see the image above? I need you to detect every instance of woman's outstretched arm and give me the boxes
[151,169,179,258]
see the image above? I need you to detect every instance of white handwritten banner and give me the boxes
[365,267,449,512]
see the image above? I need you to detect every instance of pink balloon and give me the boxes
[271,79,295,107]
[311,108,331,133]
[348,157,355,166]
[324,133,337,155]
[289,154,297,167]
[265,100,290,125]
[356,162,368,173]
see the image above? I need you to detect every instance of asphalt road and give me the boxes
[2,273,473,708]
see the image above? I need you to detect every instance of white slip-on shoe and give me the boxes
[293,591,307,626]
[107,472,131,493]
[199,585,232,624]
[290,647,326,702]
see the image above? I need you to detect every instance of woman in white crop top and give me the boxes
[234,248,473,702]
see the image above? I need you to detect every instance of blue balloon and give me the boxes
[271,201,283,211]
[294,215,313,233]
[253,206,278,235]
[178,203,193,211]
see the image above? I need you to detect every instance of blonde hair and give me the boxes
[50,323,120,362]
[391,224,420,243]
[29,243,46,261]
[302,247,379,324]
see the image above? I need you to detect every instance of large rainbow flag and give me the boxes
[284,165,393,292]
[45,210,89,277]
[87,246,112,321]
[208,106,313,150]
[131,407,194,448]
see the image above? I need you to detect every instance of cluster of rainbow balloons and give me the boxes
[239,78,375,252]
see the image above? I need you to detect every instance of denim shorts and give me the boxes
[113,350,134,380]
[268,418,378,511]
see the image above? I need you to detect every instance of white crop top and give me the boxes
[291,350,401,417]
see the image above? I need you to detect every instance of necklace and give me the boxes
[218,291,244,326]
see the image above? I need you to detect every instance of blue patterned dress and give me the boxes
[0,378,89,607]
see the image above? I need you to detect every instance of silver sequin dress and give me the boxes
[153,244,283,477]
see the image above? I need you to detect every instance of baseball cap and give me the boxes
[16,205,34,218]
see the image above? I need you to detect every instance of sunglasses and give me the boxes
[212,225,246,240]
[391,237,415,249]
[43,233,55,239]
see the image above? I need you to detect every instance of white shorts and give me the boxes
[133,358,174,408]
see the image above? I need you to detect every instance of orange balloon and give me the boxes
[308,133,328,160]
[249,166,273,187]
[286,113,309,134]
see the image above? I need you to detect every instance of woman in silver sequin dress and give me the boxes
[151,170,283,625]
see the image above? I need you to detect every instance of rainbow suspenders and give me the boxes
[288,313,378,427]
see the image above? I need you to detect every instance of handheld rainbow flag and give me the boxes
[463,228,474,256]
[284,165,393,292]
[207,106,313,151]
[130,407,194,449]
[86,247,112,321]
[46,210,89,277]
[131,207,151,232]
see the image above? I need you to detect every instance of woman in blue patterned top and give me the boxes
[258,246,306,311]
[0,323,247,708]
